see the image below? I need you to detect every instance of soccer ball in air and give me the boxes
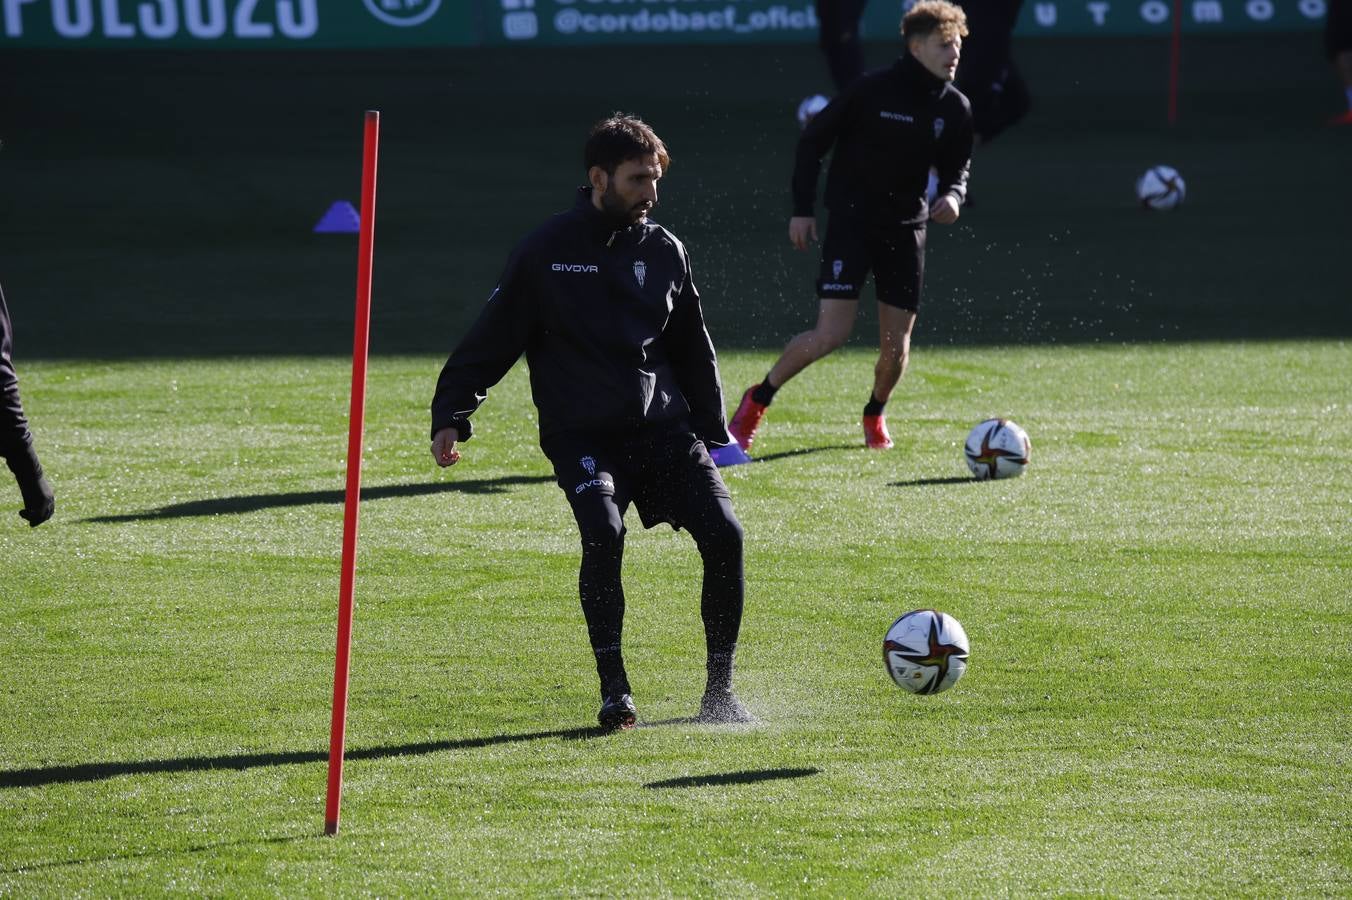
[1135,165,1185,210]
[883,609,970,695]
[964,418,1031,480]
[797,94,829,128]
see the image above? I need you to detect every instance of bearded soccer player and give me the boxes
[0,283,54,527]
[430,115,751,732]
[731,0,974,452]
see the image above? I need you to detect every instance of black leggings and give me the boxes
[577,490,744,662]
[546,428,745,693]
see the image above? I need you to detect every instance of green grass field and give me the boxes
[1,343,1348,893]
[1,31,1350,896]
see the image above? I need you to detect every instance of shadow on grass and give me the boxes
[644,767,821,789]
[0,834,314,875]
[84,475,555,523]
[888,475,977,487]
[0,725,602,790]
[747,444,855,464]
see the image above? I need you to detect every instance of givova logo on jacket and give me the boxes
[552,263,599,273]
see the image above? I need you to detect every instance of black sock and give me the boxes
[863,394,886,417]
[751,377,778,406]
[594,646,631,699]
[705,648,736,695]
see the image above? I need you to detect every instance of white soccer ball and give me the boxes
[1135,165,1185,210]
[883,609,970,695]
[964,417,1031,480]
[796,94,829,128]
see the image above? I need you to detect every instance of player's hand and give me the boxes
[7,447,54,527]
[930,194,960,225]
[18,473,54,527]
[431,427,461,467]
[788,216,818,251]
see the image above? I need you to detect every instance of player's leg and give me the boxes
[766,298,859,388]
[682,487,748,722]
[730,219,868,450]
[729,299,856,450]
[816,0,869,92]
[637,431,753,722]
[0,285,53,526]
[873,305,918,403]
[544,438,636,730]
[980,61,1032,145]
[955,0,1030,145]
[1337,52,1352,121]
[862,226,925,449]
[1328,0,1352,123]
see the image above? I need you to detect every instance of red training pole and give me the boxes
[324,109,380,837]
[1167,0,1182,124]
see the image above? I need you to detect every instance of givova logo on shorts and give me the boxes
[575,455,613,494]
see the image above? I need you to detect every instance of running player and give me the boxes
[732,0,974,452]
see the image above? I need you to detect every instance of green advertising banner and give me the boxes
[0,0,478,47]
[860,0,1328,35]
[0,0,1325,47]
[484,0,823,45]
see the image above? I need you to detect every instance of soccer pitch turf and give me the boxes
[0,31,1349,894]
[0,344,1348,893]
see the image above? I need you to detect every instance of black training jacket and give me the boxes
[431,188,728,447]
[0,283,33,458]
[792,53,974,227]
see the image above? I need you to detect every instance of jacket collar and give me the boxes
[893,53,949,100]
[575,186,646,245]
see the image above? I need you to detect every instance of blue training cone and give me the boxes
[314,200,360,233]
[711,441,752,467]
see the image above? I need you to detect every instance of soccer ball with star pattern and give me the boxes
[1135,165,1186,210]
[883,609,970,695]
[964,417,1031,480]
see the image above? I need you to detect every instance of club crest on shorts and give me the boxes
[934,117,945,139]
[633,260,646,287]
[574,455,613,494]
[832,259,844,280]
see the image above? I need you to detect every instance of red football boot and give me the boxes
[729,385,769,451]
[863,414,894,450]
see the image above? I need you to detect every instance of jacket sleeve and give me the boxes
[663,249,729,447]
[0,284,33,458]
[933,96,974,206]
[430,246,534,441]
[790,86,855,217]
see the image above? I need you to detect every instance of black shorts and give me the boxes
[817,217,927,311]
[541,424,731,533]
[1328,0,1352,58]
